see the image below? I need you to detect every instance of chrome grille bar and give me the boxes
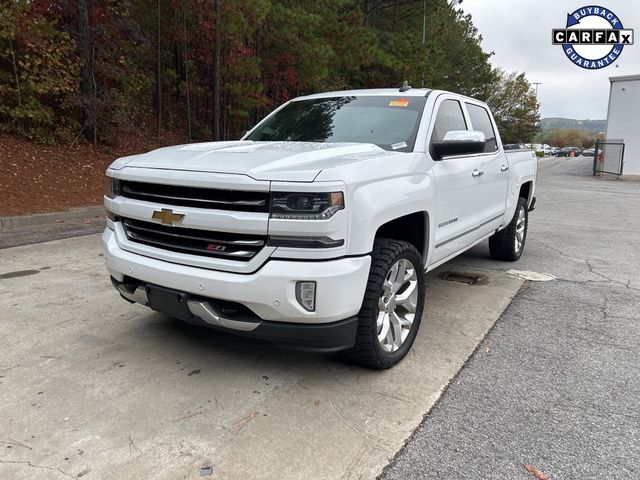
[121,217,265,261]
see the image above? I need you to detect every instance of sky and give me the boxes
[459,0,640,119]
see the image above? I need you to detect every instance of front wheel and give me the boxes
[489,197,528,261]
[346,239,425,369]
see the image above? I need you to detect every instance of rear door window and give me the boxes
[465,103,498,153]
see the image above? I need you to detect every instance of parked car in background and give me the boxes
[550,147,562,156]
[533,144,553,156]
[558,147,582,157]
[582,148,596,157]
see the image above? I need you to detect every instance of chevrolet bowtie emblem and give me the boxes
[151,208,185,225]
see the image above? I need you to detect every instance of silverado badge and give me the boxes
[151,208,184,226]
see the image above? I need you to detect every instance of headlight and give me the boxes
[105,176,121,199]
[270,192,344,220]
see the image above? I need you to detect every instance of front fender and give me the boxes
[345,173,435,257]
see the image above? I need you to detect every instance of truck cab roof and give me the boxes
[293,88,490,108]
[295,88,432,100]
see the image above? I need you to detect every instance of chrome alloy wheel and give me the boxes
[376,258,419,352]
[514,206,526,253]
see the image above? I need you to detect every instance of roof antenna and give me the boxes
[399,80,412,92]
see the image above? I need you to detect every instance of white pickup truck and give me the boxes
[103,87,536,369]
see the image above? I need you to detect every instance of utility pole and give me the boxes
[78,0,96,144]
[422,0,426,46]
[156,0,161,140]
[183,6,192,142]
[422,1,460,87]
[421,0,426,87]
[533,82,542,98]
[533,82,542,148]
[213,0,221,141]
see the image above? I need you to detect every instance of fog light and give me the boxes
[295,281,316,312]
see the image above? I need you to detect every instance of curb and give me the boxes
[0,206,105,230]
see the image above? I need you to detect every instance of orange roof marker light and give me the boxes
[389,98,409,107]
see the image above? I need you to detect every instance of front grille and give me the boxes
[121,217,265,261]
[119,180,269,212]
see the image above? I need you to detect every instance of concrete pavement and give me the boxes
[3,156,630,480]
[0,231,522,477]
[382,156,640,479]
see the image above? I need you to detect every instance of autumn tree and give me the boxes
[0,3,79,142]
[0,0,540,145]
[486,69,540,144]
[536,128,599,148]
[50,0,151,144]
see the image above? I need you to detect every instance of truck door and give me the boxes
[464,102,509,235]
[429,97,485,264]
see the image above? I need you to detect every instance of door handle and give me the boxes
[471,169,484,177]
[500,165,509,172]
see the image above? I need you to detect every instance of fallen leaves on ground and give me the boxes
[523,463,550,480]
[230,411,259,434]
[1,131,185,216]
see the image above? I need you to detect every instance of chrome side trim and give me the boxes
[187,300,261,332]
[435,214,503,249]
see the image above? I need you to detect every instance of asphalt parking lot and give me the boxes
[1,217,521,478]
[383,156,640,479]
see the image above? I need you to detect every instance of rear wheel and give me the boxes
[346,238,425,369]
[489,196,528,261]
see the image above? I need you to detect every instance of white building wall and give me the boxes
[606,75,640,176]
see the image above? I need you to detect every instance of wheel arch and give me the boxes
[519,181,534,206]
[373,211,430,262]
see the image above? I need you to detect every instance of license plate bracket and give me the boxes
[146,285,192,321]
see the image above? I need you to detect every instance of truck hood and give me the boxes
[109,141,385,182]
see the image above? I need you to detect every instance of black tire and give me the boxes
[346,238,426,369]
[489,196,528,261]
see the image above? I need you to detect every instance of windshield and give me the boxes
[245,96,427,152]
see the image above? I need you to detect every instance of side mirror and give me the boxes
[432,130,486,159]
